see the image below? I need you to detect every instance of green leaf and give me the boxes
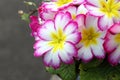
[80,60,120,80]
[46,63,77,80]
[80,59,103,69]
[21,13,30,22]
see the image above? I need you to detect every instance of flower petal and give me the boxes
[85,14,99,29]
[108,47,120,66]
[64,42,77,57]
[43,51,52,67]
[34,40,47,49]
[38,20,55,41]
[42,2,59,11]
[59,50,74,64]
[85,5,104,16]
[29,16,40,35]
[76,14,86,31]
[51,52,61,69]
[64,21,81,44]
[104,34,118,53]
[34,40,52,57]
[58,42,76,64]
[39,10,56,20]
[43,51,61,68]
[98,16,114,30]
[63,6,77,15]
[91,39,105,59]
[78,46,93,62]
[66,32,81,44]
[109,23,120,34]
[86,0,101,7]
[73,0,84,4]
[55,12,71,30]
[77,4,88,15]
[64,21,78,35]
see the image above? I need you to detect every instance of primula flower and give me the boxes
[42,0,85,11]
[76,14,105,62]
[85,0,120,30]
[34,12,81,68]
[104,23,120,66]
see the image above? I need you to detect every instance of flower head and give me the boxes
[85,0,120,30]
[76,14,105,62]
[34,12,81,68]
[104,23,120,66]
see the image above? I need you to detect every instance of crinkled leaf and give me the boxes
[80,59,103,69]
[80,60,120,80]
[46,63,77,80]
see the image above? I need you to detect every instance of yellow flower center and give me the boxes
[72,14,76,20]
[114,33,120,44]
[81,27,100,47]
[48,28,66,53]
[55,0,73,7]
[100,0,120,18]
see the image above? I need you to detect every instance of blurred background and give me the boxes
[0,0,51,80]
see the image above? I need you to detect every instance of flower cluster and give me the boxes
[29,0,120,69]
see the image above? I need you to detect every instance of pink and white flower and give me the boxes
[34,12,81,68]
[85,0,120,30]
[104,23,120,66]
[42,0,85,11]
[76,14,106,62]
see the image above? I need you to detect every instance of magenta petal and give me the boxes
[29,16,40,36]
[30,16,38,21]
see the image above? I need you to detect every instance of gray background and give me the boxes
[0,0,50,80]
